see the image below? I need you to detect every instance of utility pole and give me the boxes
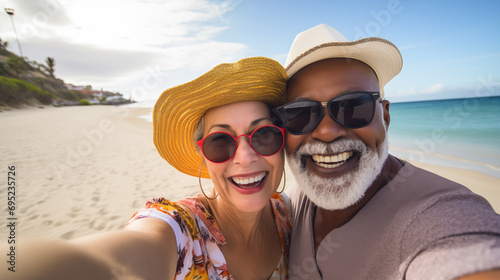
[4,8,24,58]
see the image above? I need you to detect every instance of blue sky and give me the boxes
[1,0,499,102]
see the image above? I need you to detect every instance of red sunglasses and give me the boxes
[196,125,285,163]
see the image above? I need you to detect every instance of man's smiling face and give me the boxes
[285,58,391,210]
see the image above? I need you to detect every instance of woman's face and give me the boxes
[202,101,285,213]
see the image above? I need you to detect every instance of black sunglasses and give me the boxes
[274,92,380,135]
[196,125,285,163]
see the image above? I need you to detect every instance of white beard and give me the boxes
[287,137,389,210]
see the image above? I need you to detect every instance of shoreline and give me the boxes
[389,143,500,180]
[1,105,498,241]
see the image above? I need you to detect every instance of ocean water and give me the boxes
[388,96,500,178]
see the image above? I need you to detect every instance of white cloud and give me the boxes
[54,0,234,49]
[1,0,247,100]
[394,83,445,96]
[421,83,445,94]
[433,52,500,65]
[395,87,418,96]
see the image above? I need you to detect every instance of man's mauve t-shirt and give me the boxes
[288,162,500,280]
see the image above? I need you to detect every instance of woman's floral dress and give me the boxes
[126,193,291,279]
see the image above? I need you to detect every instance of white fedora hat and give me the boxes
[285,24,403,98]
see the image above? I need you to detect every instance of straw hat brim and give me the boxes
[153,57,287,178]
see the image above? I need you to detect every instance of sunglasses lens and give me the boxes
[251,126,284,156]
[202,133,236,163]
[200,126,284,163]
[278,101,323,134]
[328,93,375,128]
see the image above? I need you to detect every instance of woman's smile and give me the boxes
[228,171,268,195]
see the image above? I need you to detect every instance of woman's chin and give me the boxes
[231,193,272,213]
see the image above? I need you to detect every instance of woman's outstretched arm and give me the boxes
[4,218,177,280]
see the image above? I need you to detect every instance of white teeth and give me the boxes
[232,172,265,185]
[311,151,353,168]
[316,161,345,168]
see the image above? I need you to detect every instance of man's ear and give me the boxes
[382,100,390,129]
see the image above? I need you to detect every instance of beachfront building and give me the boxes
[64,83,132,105]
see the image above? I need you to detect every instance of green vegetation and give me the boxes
[6,56,29,75]
[0,46,81,107]
[0,43,130,108]
[0,38,10,53]
[79,99,91,105]
[56,90,83,101]
[0,76,56,105]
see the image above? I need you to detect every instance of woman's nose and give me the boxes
[231,137,259,166]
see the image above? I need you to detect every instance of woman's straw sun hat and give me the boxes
[153,57,287,178]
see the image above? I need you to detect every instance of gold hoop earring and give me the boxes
[199,161,218,200]
[277,170,286,194]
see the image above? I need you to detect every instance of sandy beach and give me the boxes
[1,105,499,241]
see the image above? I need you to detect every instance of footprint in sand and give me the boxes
[89,194,101,207]
[67,211,77,218]
[36,199,46,205]
[71,204,83,212]
[60,231,75,240]
[99,207,109,215]
[28,214,39,220]
[89,219,106,231]
[132,199,145,209]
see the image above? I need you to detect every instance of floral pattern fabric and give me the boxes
[127,193,291,279]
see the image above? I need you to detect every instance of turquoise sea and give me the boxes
[131,96,500,178]
[388,96,500,178]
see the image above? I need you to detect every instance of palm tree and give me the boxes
[0,37,8,49]
[45,57,55,77]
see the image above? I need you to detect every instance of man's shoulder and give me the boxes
[391,160,467,190]
[385,161,487,205]
[384,161,496,217]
